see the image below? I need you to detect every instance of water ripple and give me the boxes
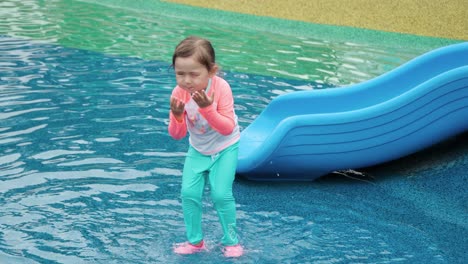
[0,1,465,263]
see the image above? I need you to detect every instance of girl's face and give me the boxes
[174,56,216,94]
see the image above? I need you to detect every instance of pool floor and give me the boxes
[0,1,466,263]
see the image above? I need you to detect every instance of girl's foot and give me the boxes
[173,241,206,254]
[223,244,244,258]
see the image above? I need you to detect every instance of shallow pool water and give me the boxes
[1,0,467,263]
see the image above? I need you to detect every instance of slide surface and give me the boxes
[237,42,468,181]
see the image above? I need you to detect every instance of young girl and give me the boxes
[168,36,243,258]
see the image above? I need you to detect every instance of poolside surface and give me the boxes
[166,0,468,40]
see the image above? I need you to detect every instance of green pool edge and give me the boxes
[1,0,463,81]
[87,0,462,48]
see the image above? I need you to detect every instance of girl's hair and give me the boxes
[172,36,216,71]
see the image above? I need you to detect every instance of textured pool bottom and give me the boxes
[235,132,467,263]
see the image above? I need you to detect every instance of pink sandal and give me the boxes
[173,241,206,255]
[223,244,244,258]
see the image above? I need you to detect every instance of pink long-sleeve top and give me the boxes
[168,76,240,155]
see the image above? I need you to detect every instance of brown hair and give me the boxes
[172,36,216,71]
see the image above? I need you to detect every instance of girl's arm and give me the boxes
[168,111,187,139]
[168,90,188,140]
[199,82,236,135]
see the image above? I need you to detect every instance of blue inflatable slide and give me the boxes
[237,42,468,181]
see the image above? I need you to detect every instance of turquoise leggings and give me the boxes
[181,142,239,246]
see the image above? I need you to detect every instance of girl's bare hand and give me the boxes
[192,90,214,108]
[170,97,185,121]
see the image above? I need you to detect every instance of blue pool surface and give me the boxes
[1,1,467,263]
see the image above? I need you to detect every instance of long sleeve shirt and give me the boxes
[168,76,240,155]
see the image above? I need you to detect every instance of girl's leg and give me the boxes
[181,146,210,244]
[208,142,239,246]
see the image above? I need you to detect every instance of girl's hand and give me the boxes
[170,97,185,121]
[192,90,214,108]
